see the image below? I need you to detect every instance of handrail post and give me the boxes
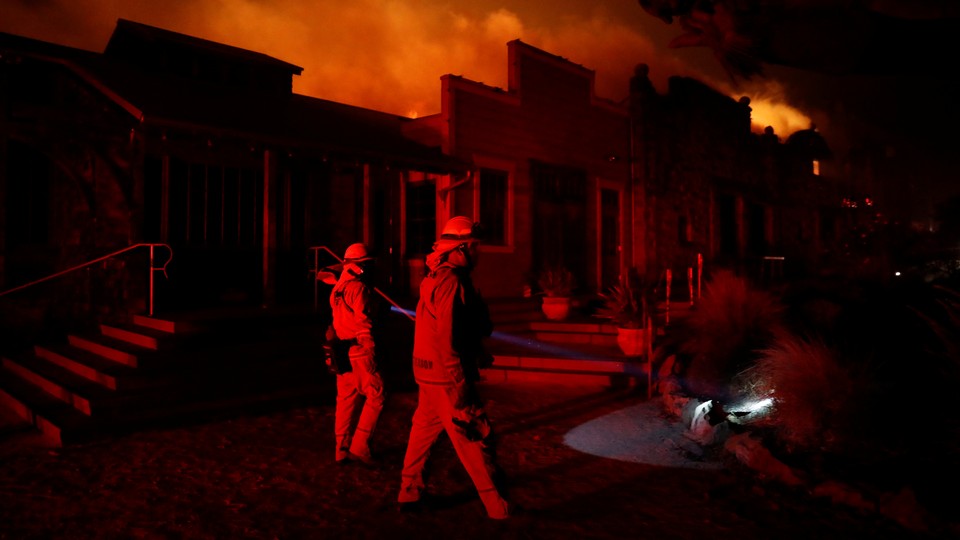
[149,244,156,316]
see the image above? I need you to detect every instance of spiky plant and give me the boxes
[537,267,575,297]
[595,273,649,329]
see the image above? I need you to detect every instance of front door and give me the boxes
[599,186,621,292]
[150,156,264,311]
[531,160,587,288]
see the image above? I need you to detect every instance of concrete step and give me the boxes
[100,323,168,350]
[525,320,618,346]
[0,306,338,446]
[67,334,151,368]
[480,366,641,387]
[0,353,329,445]
[0,367,95,446]
[484,332,650,388]
[529,331,617,347]
[131,314,179,334]
[1,353,119,416]
[35,343,146,390]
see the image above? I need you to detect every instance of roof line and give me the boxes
[34,53,145,122]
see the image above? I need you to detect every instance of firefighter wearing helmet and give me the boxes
[397,216,511,519]
[329,242,385,465]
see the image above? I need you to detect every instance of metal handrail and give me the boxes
[0,243,173,316]
[308,246,415,322]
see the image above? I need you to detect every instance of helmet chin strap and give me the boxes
[448,243,474,268]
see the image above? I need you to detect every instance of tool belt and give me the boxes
[323,332,358,375]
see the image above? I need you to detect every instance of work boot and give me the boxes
[398,500,423,514]
[479,490,509,520]
[347,450,378,467]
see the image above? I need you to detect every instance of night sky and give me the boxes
[2,0,958,220]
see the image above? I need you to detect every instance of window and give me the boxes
[5,140,49,247]
[478,168,508,246]
[678,216,692,245]
[812,160,820,176]
[167,158,262,248]
[406,174,436,256]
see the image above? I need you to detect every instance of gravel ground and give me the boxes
[0,380,948,539]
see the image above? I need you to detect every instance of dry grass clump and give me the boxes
[739,334,858,454]
[677,270,785,402]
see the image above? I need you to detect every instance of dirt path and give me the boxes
[0,381,940,539]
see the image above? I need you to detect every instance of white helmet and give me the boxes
[440,216,480,242]
[343,243,374,263]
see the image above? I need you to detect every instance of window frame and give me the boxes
[470,155,514,253]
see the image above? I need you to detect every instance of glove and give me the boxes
[452,416,485,442]
[452,409,491,443]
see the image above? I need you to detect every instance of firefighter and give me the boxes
[329,242,385,465]
[397,216,510,520]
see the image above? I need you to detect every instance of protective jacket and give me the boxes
[330,269,375,356]
[412,255,492,388]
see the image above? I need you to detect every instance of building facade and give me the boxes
[408,40,632,298]
[0,20,461,331]
[2,19,843,338]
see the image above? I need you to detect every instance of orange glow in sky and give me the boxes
[0,0,808,136]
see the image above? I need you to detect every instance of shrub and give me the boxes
[676,269,784,402]
[737,333,858,454]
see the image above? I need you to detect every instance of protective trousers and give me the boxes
[335,351,384,461]
[398,384,508,519]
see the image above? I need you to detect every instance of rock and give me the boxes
[879,487,929,533]
[661,384,691,418]
[811,480,875,513]
[724,432,804,486]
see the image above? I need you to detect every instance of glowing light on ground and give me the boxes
[732,397,773,414]
[724,397,775,424]
[563,400,723,469]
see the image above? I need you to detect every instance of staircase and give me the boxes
[0,297,658,447]
[0,307,333,446]
[482,297,652,389]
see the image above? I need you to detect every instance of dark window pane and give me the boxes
[5,141,49,247]
[222,167,240,246]
[406,180,436,256]
[479,168,507,245]
[168,158,188,245]
[207,166,222,246]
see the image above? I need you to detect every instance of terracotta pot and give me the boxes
[541,296,571,321]
[617,326,646,357]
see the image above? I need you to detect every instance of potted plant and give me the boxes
[595,271,654,357]
[537,266,575,321]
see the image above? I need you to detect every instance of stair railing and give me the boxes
[308,246,415,322]
[0,243,173,317]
